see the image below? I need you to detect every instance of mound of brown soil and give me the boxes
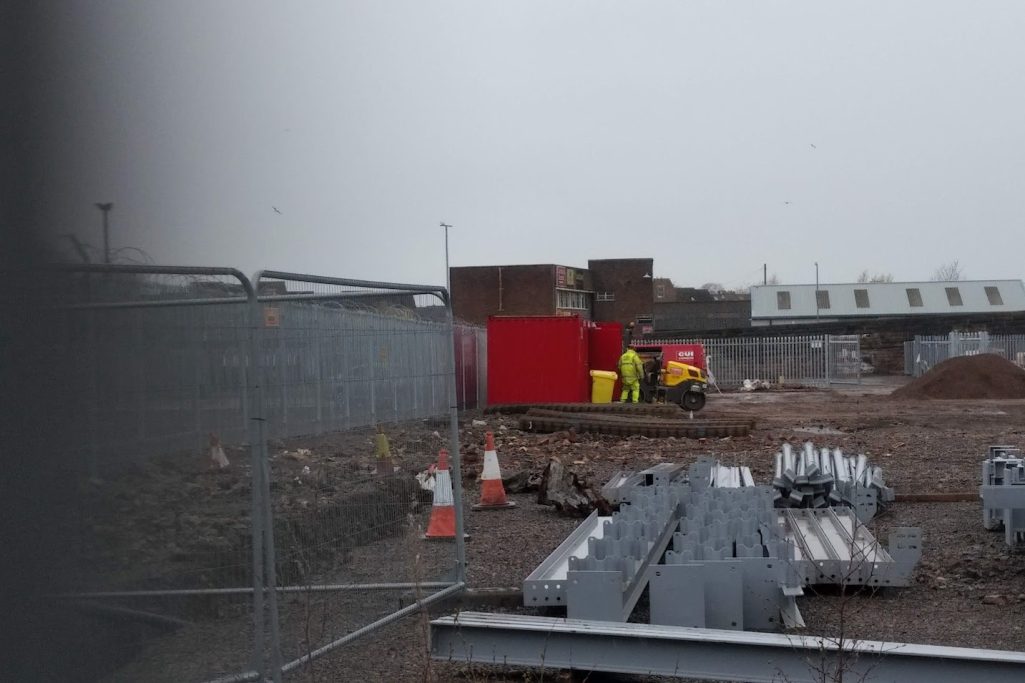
[892,353,1025,400]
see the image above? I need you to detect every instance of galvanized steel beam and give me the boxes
[430,612,1025,683]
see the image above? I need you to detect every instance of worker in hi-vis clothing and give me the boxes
[618,344,644,403]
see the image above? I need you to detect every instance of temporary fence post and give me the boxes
[261,443,283,682]
[245,290,268,679]
[315,318,324,426]
[250,278,283,682]
[444,292,467,582]
[277,325,287,435]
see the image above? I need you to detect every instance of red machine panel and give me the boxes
[487,316,590,404]
[635,343,706,371]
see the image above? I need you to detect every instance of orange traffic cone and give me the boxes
[424,449,467,540]
[473,432,516,510]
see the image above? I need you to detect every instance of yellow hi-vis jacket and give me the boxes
[618,348,643,383]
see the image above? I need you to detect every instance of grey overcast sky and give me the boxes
[38,1,1025,290]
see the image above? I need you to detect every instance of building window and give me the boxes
[596,291,615,302]
[985,286,1003,305]
[815,290,830,309]
[655,284,666,299]
[556,289,589,310]
[776,291,791,310]
[945,287,963,306]
[854,289,870,308]
[906,288,923,307]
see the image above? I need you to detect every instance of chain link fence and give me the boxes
[55,265,472,682]
[904,332,1025,376]
[647,334,862,387]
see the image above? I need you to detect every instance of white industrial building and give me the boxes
[750,280,1025,326]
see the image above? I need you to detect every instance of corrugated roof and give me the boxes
[751,280,1025,319]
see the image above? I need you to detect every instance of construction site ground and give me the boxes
[95,378,1025,682]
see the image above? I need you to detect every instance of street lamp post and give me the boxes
[95,202,113,264]
[441,222,452,294]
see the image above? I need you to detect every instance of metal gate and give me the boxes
[825,334,862,384]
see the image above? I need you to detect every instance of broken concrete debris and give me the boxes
[537,456,611,516]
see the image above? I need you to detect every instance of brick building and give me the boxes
[453,258,736,336]
[450,264,594,325]
[588,258,654,329]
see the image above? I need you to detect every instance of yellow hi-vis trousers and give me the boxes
[620,380,640,403]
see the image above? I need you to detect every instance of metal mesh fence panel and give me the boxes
[905,332,1025,376]
[49,266,471,681]
[648,334,861,387]
[252,273,465,679]
[54,266,261,682]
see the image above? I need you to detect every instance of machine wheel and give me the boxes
[681,391,706,411]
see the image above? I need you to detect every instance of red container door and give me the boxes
[487,316,589,404]
[453,326,479,409]
[588,321,624,398]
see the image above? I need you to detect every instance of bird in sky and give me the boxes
[809,144,817,149]
[272,206,282,214]
[784,201,792,206]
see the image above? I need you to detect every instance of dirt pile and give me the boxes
[892,353,1025,400]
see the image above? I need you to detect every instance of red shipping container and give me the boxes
[487,316,590,404]
[588,321,624,398]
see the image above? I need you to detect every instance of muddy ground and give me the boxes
[86,379,1025,682]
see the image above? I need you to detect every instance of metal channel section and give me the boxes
[601,463,687,504]
[430,612,1025,683]
[563,485,685,621]
[523,511,612,607]
[781,508,919,587]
